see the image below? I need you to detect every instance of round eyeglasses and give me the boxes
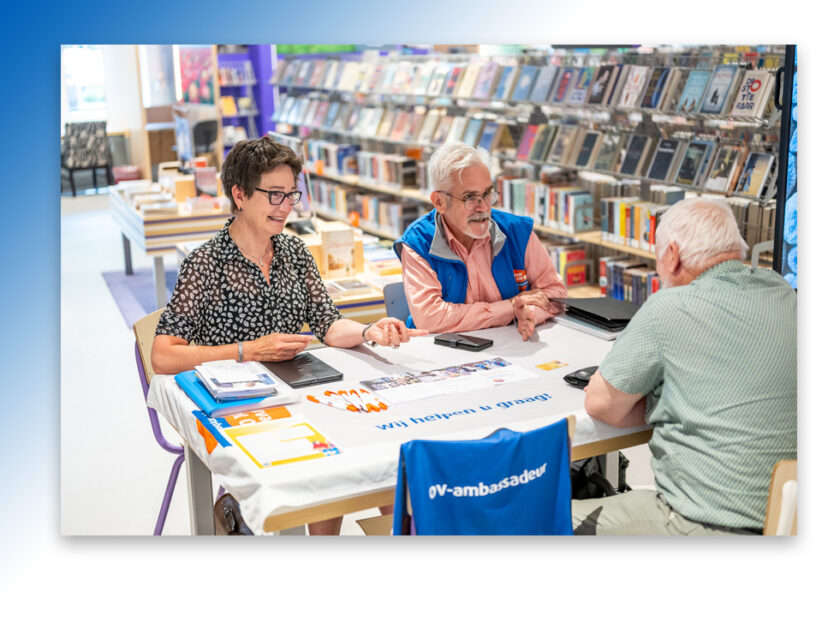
[255,188,302,206]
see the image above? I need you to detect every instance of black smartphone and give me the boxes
[563,366,598,389]
[433,333,494,351]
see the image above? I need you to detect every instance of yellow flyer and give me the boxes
[225,419,340,469]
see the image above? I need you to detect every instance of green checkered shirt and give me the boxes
[599,259,797,529]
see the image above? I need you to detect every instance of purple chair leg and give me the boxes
[154,453,185,536]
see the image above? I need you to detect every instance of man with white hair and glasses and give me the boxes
[576,197,796,535]
[394,142,567,340]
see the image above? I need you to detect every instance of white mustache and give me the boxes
[468,213,490,222]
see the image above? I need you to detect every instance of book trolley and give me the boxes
[267,44,786,305]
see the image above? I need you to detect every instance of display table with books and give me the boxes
[146,320,652,535]
[109,180,232,310]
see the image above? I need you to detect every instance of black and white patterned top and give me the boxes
[155,218,343,345]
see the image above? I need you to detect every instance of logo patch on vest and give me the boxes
[513,269,529,292]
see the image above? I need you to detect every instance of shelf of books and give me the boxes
[269,44,785,309]
[218,53,266,152]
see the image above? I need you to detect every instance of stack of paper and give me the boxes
[195,360,279,401]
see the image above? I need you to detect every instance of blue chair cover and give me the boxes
[392,419,572,535]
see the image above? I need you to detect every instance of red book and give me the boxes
[517,125,539,160]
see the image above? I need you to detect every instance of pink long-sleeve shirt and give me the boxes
[400,218,567,333]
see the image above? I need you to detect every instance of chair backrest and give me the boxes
[763,459,797,536]
[392,417,573,535]
[383,282,410,323]
[192,119,219,154]
[64,121,110,168]
[133,308,166,387]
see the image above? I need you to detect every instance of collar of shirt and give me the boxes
[692,258,747,284]
[429,210,507,262]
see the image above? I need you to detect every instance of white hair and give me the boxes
[428,142,491,192]
[656,197,748,270]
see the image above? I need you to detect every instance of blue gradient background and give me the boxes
[1,0,816,628]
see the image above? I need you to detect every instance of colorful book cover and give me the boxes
[492,66,515,100]
[730,70,773,118]
[618,65,651,108]
[427,62,452,95]
[496,65,521,100]
[472,61,500,99]
[456,62,482,98]
[567,67,595,105]
[411,61,436,95]
[735,152,774,198]
[445,116,467,144]
[551,67,577,103]
[704,145,745,192]
[529,65,559,103]
[587,65,616,105]
[603,63,627,105]
[593,133,623,172]
[443,64,465,95]
[431,114,453,145]
[528,124,557,162]
[511,65,538,101]
[478,120,500,151]
[461,117,485,147]
[640,67,671,109]
[675,140,712,186]
[516,124,539,160]
[700,64,739,114]
[551,126,580,165]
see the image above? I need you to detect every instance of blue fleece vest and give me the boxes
[394,209,534,326]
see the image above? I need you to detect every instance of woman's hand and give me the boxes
[246,332,312,362]
[364,318,428,348]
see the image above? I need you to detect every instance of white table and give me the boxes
[147,321,652,534]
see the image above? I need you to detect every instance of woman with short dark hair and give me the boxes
[153,137,424,375]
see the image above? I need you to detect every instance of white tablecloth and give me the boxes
[147,321,649,534]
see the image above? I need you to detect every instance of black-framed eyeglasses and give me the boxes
[437,189,499,211]
[255,188,302,206]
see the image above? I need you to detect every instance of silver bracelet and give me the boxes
[361,322,377,347]
[238,341,244,363]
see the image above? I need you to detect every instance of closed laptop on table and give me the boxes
[262,352,343,388]
[552,297,639,331]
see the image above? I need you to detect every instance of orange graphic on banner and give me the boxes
[223,407,292,427]
[196,419,219,454]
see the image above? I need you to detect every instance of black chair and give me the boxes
[61,121,113,196]
[192,119,219,156]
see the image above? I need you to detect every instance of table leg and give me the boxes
[604,451,620,489]
[153,255,167,309]
[184,445,215,536]
[122,233,133,275]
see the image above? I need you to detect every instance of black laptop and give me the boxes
[262,352,343,388]
[552,297,639,332]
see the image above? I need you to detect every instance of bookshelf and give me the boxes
[269,45,786,306]
[218,46,276,154]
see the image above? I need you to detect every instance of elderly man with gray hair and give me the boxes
[576,197,797,535]
[394,142,567,340]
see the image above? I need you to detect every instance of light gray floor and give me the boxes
[59,192,654,536]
